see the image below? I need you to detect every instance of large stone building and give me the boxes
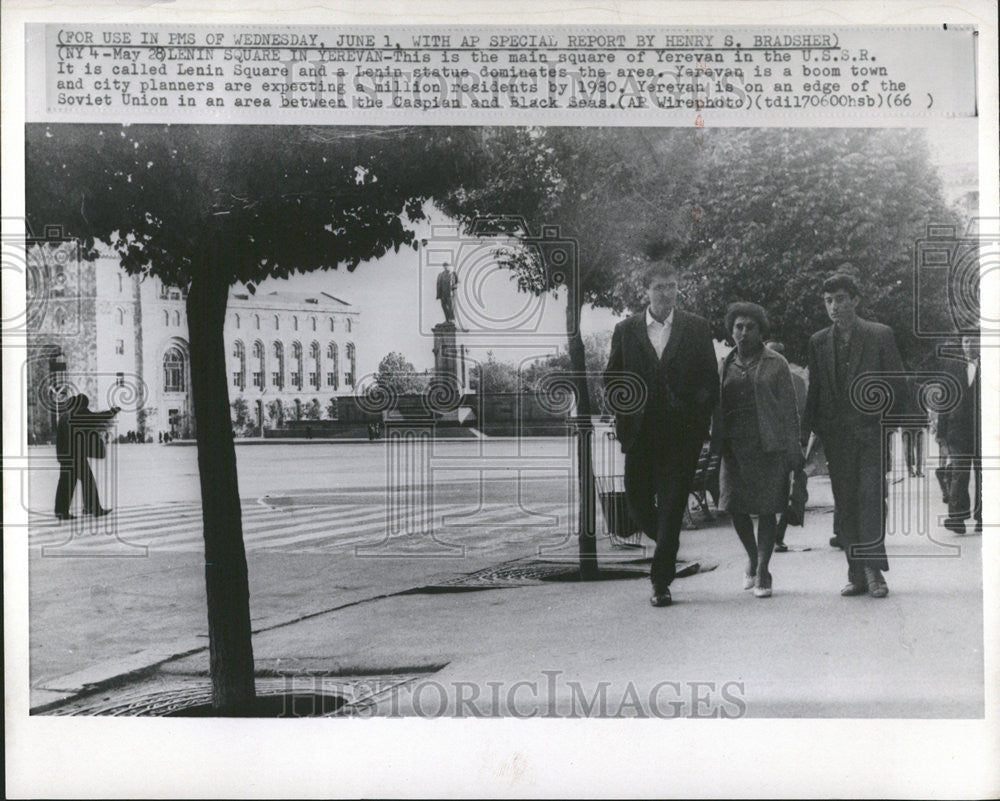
[27,245,361,442]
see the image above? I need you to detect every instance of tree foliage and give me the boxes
[230,396,252,435]
[375,351,429,394]
[521,332,613,412]
[25,124,474,712]
[469,351,522,394]
[677,128,957,366]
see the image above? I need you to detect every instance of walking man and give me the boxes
[939,333,981,535]
[803,272,908,598]
[604,261,719,607]
[54,394,120,520]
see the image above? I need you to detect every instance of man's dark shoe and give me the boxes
[829,536,844,549]
[649,586,672,607]
[943,518,966,535]
[863,566,889,598]
[90,508,112,517]
[774,542,789,553]
[55,512,76,521]
[840,581,867,597]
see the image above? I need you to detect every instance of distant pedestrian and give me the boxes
[931,410,951,504]
[904,406,927,478]
[604,260,719,608]
[939,334,981,534]
[803,271,908,598]
[712,305,804,598]
[54,394,120,520]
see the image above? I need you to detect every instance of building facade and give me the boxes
[27,245,362,442]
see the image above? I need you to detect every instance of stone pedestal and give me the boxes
[432,322,460,393]
[431,322,470,424]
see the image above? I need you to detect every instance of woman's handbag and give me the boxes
[785,468,809,526]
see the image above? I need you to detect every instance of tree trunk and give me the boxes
[566,293,599,580]
[187,271,256,714]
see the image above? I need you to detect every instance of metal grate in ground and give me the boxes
[45,671,436,717]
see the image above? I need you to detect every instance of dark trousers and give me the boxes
[821,427,889,575]
[54,456,101,515]
[624,437,701,589]
[904,428,924,474]
[947,453,982,527]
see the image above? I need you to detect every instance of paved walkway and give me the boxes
[27,470,985,719]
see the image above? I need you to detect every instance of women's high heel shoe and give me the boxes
[753,573,772,598]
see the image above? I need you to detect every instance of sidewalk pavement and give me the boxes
[30,475,984,717]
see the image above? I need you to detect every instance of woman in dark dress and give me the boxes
[712,303,804,597]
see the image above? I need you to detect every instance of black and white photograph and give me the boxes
[3,3,998,799]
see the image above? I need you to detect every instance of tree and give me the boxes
[325,397,339,420]
[266,399,285,427]
[230,397,252,435]
[375,351,429,394]
[439,128,702,577]
[27,124,473,713]
[522,332,612,414]
[470,351,522,394]
[303,399,322,421]
[679,128,957,367]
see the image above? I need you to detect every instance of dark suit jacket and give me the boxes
[803,317,907,436]
[938,358,979,454]
[603,308,719,454]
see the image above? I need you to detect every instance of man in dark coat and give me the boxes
[53,394,119,520]
[604,261,719,607]
[803,272,908,598]
[938,333,981,534]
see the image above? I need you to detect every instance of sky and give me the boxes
[254,119,979,378]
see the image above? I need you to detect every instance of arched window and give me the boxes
[117,274,123,293]
[116,307,125,325]
[309,341,321,389]
[250,339,264,389]
[252,341,265,389]
[291,341,303,390]
[163,346,186,393]
[329,317,335,332]
[345,342,356,388]
[272,342,284,389]
[234,313,241,329]
[254,314,261,330]
[346,318,353,333]
[293,316,299,332]
[274,315,280,330]
[326,343,339,389]
[310,316,317,332]
[232,341,246,391]
[163,310,170,326]
[173,310,181,326]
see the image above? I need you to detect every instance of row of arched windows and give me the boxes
[232,313,353,334]
[231,340,355,392]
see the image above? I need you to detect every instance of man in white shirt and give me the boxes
[604,261,719,608]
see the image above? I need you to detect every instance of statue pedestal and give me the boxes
[431,323,471,424]
[432,322,466,394]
